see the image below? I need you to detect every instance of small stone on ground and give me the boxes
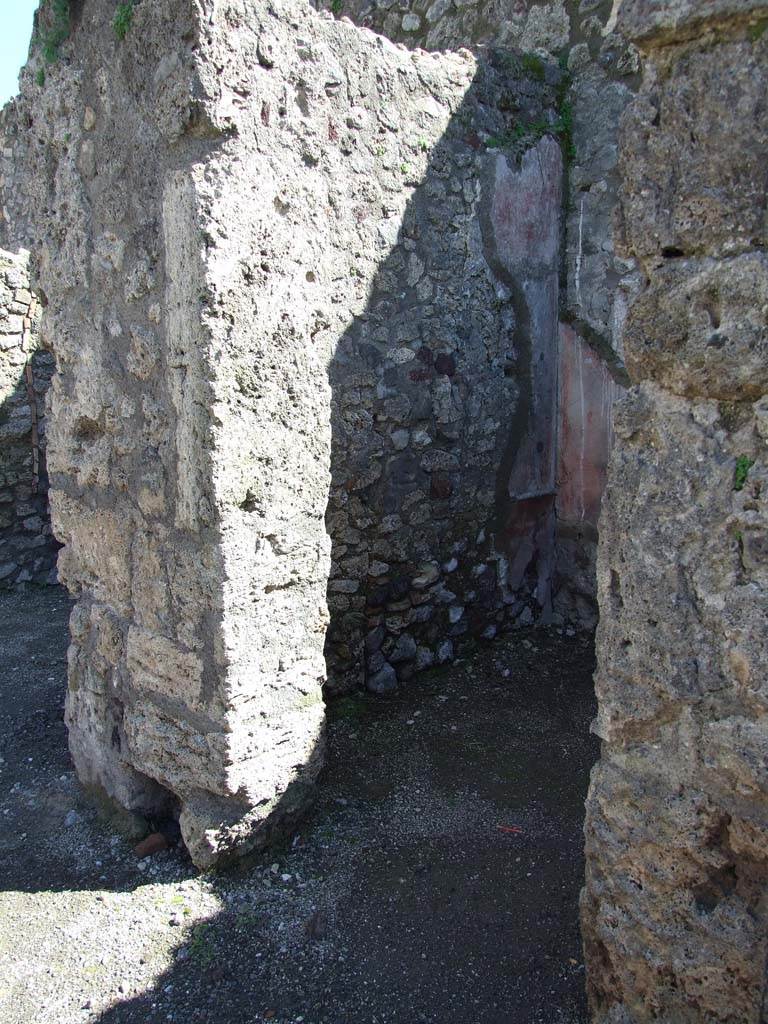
[0,586,596,1024]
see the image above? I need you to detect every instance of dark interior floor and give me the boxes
[0,585,597,1024]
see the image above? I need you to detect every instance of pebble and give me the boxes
[134,832,169,858]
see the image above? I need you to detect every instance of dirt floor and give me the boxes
[0,585,598,1024]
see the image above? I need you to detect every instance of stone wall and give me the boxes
[1,0,581,864]
[582,2,768,1020]
[4,0,339,867]
[316,0,586,56]
[2,0,635,632]
[321,0,640,628]
[325,60,567,695]
[0,247,57,587]
[4,10,768,1020]
[1,0,638,632]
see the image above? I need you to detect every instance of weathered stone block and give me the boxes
[622,252,768,399]
[126,629,207,715]
[583,3,768,1014]
[615,0,768,45]
[618,36,768,266]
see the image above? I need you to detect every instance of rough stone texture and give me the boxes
[311,0,641,350]
[0,0,634,872]
[582,4,768,1021]
[616,34,768,266]
[613,0,768,44]
[314,0,572,53]
[326,106,567,694]
[3,16,766,1022]
[0,0,577,864]
[565,59,638,363]
[4,0,637,632]
[2,0,347,868]
[317,0,641,349]
[0,247,58,587]
[622,253,768,400]
[320,0,643,627]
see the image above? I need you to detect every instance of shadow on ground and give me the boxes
[0,585,596,1024]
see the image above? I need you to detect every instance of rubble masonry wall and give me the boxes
[0,247,57,587]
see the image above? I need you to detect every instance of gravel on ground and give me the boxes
[0,585,597,1024]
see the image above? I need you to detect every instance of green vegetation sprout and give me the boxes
[484,61,574,163]
[520,52,546,81]
[39,0,71,65]
[734,456,755,491]
[113,3,134,41]
[189,923,216,966]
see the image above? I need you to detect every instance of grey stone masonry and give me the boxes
[324,57,567,694]
[0,0,568,866]
[321,0,642,631]
[0,247,57,587]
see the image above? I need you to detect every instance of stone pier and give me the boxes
[581,2,768,1020]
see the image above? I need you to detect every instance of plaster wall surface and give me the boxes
[582,2,768,1020]
[555,323,620,627]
